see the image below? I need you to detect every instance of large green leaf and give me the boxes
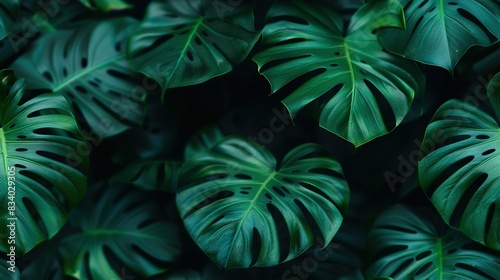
[0,0,19,40]
[176,136,349,269]
[0,70,88,255]
[128,0,260,95]
[60,184,182,279]
[379,0,500,71]
[12,17,145,138]
[367,204,500,279]
[253,0,424,147]
[79,0,132,11]
[418,72,500,250]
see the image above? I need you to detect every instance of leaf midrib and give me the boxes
[167,17,204,87]
[437,237,443,280]
[52,55,125,92]
[224,170,277,267]
[343,38,356,138]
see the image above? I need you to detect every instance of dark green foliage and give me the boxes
[0,0,499,279]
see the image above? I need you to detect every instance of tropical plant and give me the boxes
[253,0,425,146]
[379,0,500,71]
[177,136,349,268]
[12,18,146,138]
[128,0,261,96]
[419,72,500,250]
[59,183,181,279]
[0,69,88,256]
[367,204,500,279]
[0,0,499,279]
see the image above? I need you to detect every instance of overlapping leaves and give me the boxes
[13,18,145,138]
[0,70,88,255]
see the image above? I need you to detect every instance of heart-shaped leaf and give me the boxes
[0,0,19,40]
[367,204,500,279]
[418,72,500,250]
[12,17,145,138]
[0,69,88,255]
[379,0,500,71]
[176,136,349,269]
[128,0,260,95]
[79,0,132,11]
[253,0,425,147]
[60,183,182,279]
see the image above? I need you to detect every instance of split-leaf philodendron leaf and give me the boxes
[0,0,19,40]
[367,204,500,279]
[12,17,145,138]
[128,0,261,96]
[176,136,350,269]
[419,72,500,250]
[253,0,424,147]
[379,0,500,71]
[60,184,182,279]
[0,69,88,255]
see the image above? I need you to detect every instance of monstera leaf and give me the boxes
[176,136,350,269]
[0,0,19,40]
[60,184,182,279]
[128,0,260,95]
[379,0,500,71]
[0,70,88,255]
[253,0,424,147]
[111,160,181,192]
[367,204,500,279]
[418,72,500,250]
[12,17,145,138]
[79,0,132,11]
